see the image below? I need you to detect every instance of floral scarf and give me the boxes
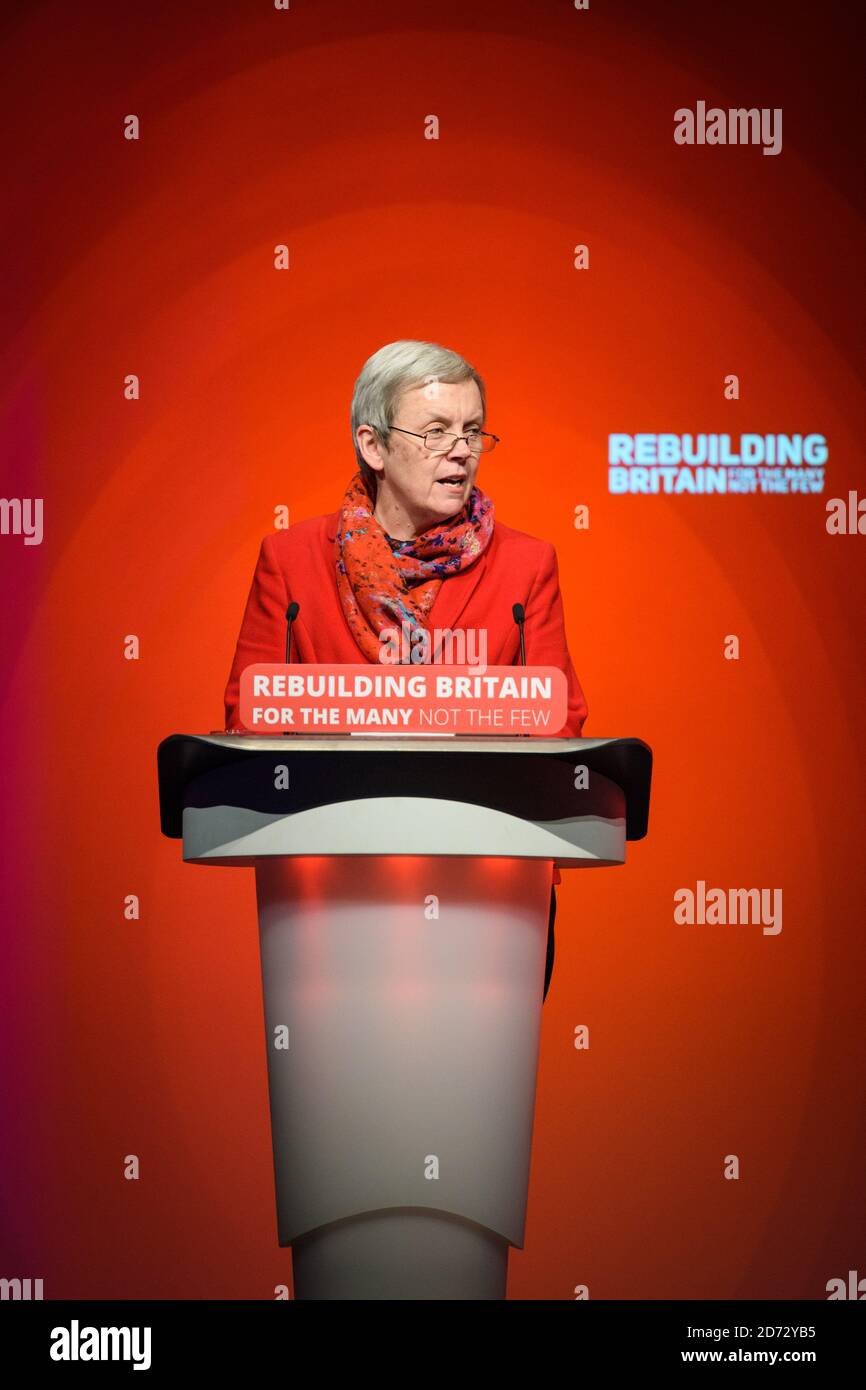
[335,470,494,662]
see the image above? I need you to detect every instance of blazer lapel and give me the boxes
[425,546,489,636]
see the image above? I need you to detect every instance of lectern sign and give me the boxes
[239,663,567,734]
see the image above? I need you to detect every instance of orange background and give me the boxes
[1,0,865,1298]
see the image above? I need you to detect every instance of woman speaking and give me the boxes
[223,339,590,999]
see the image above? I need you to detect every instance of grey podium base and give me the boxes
[291,1208,509,1300]
[254,854,552,1299]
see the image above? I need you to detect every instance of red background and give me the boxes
[1,0,865,1298]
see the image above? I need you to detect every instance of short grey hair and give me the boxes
[350,340,487,499]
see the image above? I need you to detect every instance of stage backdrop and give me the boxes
[1,0,865,1299]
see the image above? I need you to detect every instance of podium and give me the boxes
[157,733,652,1299]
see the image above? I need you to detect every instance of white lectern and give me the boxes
[157,733,652,1300]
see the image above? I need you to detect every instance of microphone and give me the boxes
[285,600,300,663]
[512,602,526,666]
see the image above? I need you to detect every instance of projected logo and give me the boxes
[608,434,827,496]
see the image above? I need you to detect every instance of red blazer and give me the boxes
[223,511,589,738]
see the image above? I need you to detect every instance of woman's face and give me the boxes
[362,379,484,536]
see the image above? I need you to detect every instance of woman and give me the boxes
[223,339,590,999]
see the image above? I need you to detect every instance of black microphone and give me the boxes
[512,602,526,666]
[285,600,300,663]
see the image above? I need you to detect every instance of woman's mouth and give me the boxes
[437,475,467,490]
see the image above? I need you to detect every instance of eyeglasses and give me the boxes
[388,425,499,455]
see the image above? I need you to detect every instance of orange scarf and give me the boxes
[335,470,494,662]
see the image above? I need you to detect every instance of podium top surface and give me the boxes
[157,732,653,841]
[177,733,641,754]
